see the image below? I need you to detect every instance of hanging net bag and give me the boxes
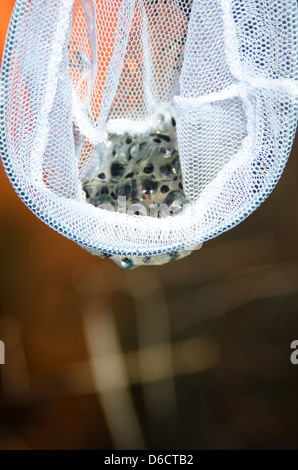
[1,0,298,268]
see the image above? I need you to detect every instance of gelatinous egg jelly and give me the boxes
[82,115,192,267]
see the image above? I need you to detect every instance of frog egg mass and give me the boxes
[82,114,192,268]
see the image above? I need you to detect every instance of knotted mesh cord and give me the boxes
[0,0,298,260]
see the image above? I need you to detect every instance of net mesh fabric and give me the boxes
[1,0,298,258]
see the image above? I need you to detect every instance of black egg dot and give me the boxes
[153,138,161,144]
[142,178,158,194]
[100,186,109,195]
[125,172,134,178]
[158,134,170,142]
[171,117,176,126]
[160,164,172,175]
[143,164,154,174]
[111,192,117,200]
[126,137,132,144]
[111,162,125,178]
[160,148,167,155]
[161,185,169,194]
[98,172,105,179]
[173,176,178,181]
[179,183,183,190]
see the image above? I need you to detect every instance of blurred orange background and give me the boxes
[0,0,298,450]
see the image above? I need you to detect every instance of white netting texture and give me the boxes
[1,0,298,258]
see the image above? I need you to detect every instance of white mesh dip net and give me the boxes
[1,0,298,268]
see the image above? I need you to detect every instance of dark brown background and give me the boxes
[0,0,298,450]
